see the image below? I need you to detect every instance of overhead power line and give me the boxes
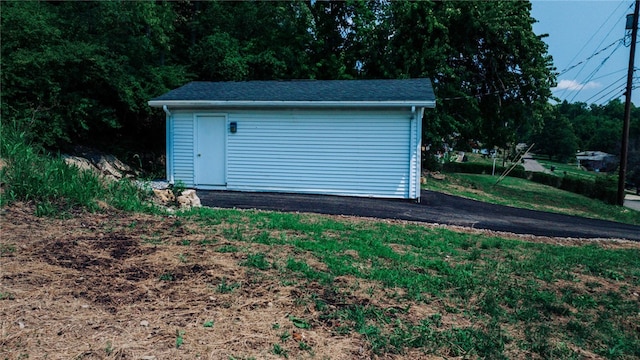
[588,67,629,81]
[582,73,628,103]
[557,2,632,101]
[568,39,625,103]
[557,1,628,76]
[558,40,622,76]
[604,90,626,104]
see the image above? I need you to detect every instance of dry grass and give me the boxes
[0,204,368,359]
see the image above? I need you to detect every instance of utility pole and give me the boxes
[617,0,639,206]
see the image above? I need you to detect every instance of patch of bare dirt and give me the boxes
[0,204,371,359]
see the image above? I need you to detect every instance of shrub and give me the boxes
[558,175,589,195]
[592,176,617,205]
[525,172,617,205]
[443,162,526,178]
[528,172,561,188]
[423,153,443,172]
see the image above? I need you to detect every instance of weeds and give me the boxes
[216,278,240,293]
[288,315,311,330]
[199,238,216,246]
[279,331,291,342]
[0,292,15,300]
[105,341,113,355]
[0,244,16,256]
[241,253,270,270]
[175,329,185,348]
[271,343,288,358]
[0,127,153,215]
[216,244,239,253]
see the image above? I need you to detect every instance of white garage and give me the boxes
[148,79,435,201]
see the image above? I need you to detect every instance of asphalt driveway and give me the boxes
[197,190,640,241]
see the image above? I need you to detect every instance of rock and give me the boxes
[0,158,6,194]
[70,146,138,180]
[94,154,136,180]
[153,189,175,204]
[62,155,99,174]
[177,189,201,209]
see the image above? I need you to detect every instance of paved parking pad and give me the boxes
[197,190,640,241]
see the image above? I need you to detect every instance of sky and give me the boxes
[530,0,639,106]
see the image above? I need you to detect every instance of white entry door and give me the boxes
[195,115,226,186]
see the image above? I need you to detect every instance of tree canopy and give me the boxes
[1,0,555,157]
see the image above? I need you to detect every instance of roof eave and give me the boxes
[148,100,436,109]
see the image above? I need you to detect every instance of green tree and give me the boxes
[1,1,188,149]
[179,1,316,80]
[355,1,554,152]
[533,107,579,162]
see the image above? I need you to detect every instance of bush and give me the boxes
[559,175,593,197]
[592,176,618,205]
[443,162,526,178]
[423,153,443,172]
[0,127,154,215]
[528,172,562,188]
[526,172,617,205]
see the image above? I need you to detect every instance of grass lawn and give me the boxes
[423,173,640,226]
[534,157,600,181]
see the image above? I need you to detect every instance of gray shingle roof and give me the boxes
[150,78,435,103]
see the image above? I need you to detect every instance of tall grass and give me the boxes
[0,127,154,216]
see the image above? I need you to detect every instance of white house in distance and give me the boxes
[148,78,436,201]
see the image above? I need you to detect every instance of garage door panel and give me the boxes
[226,111,411,198]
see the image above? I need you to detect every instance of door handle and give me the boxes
[197,154,201,157]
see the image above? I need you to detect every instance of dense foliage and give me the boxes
[1,0,555,157]
[528,100,640,185]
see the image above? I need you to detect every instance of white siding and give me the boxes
[408,107,424,199]
[225,110,413,198]
[170,111,195,187]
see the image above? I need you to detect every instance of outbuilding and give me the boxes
[148,78,435,201]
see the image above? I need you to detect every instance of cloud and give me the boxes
[554,79,601,91]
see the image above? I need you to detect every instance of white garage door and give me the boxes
[226,110,413,198]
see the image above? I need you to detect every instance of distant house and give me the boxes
[148,79,436,201]
[576,151,618,172]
